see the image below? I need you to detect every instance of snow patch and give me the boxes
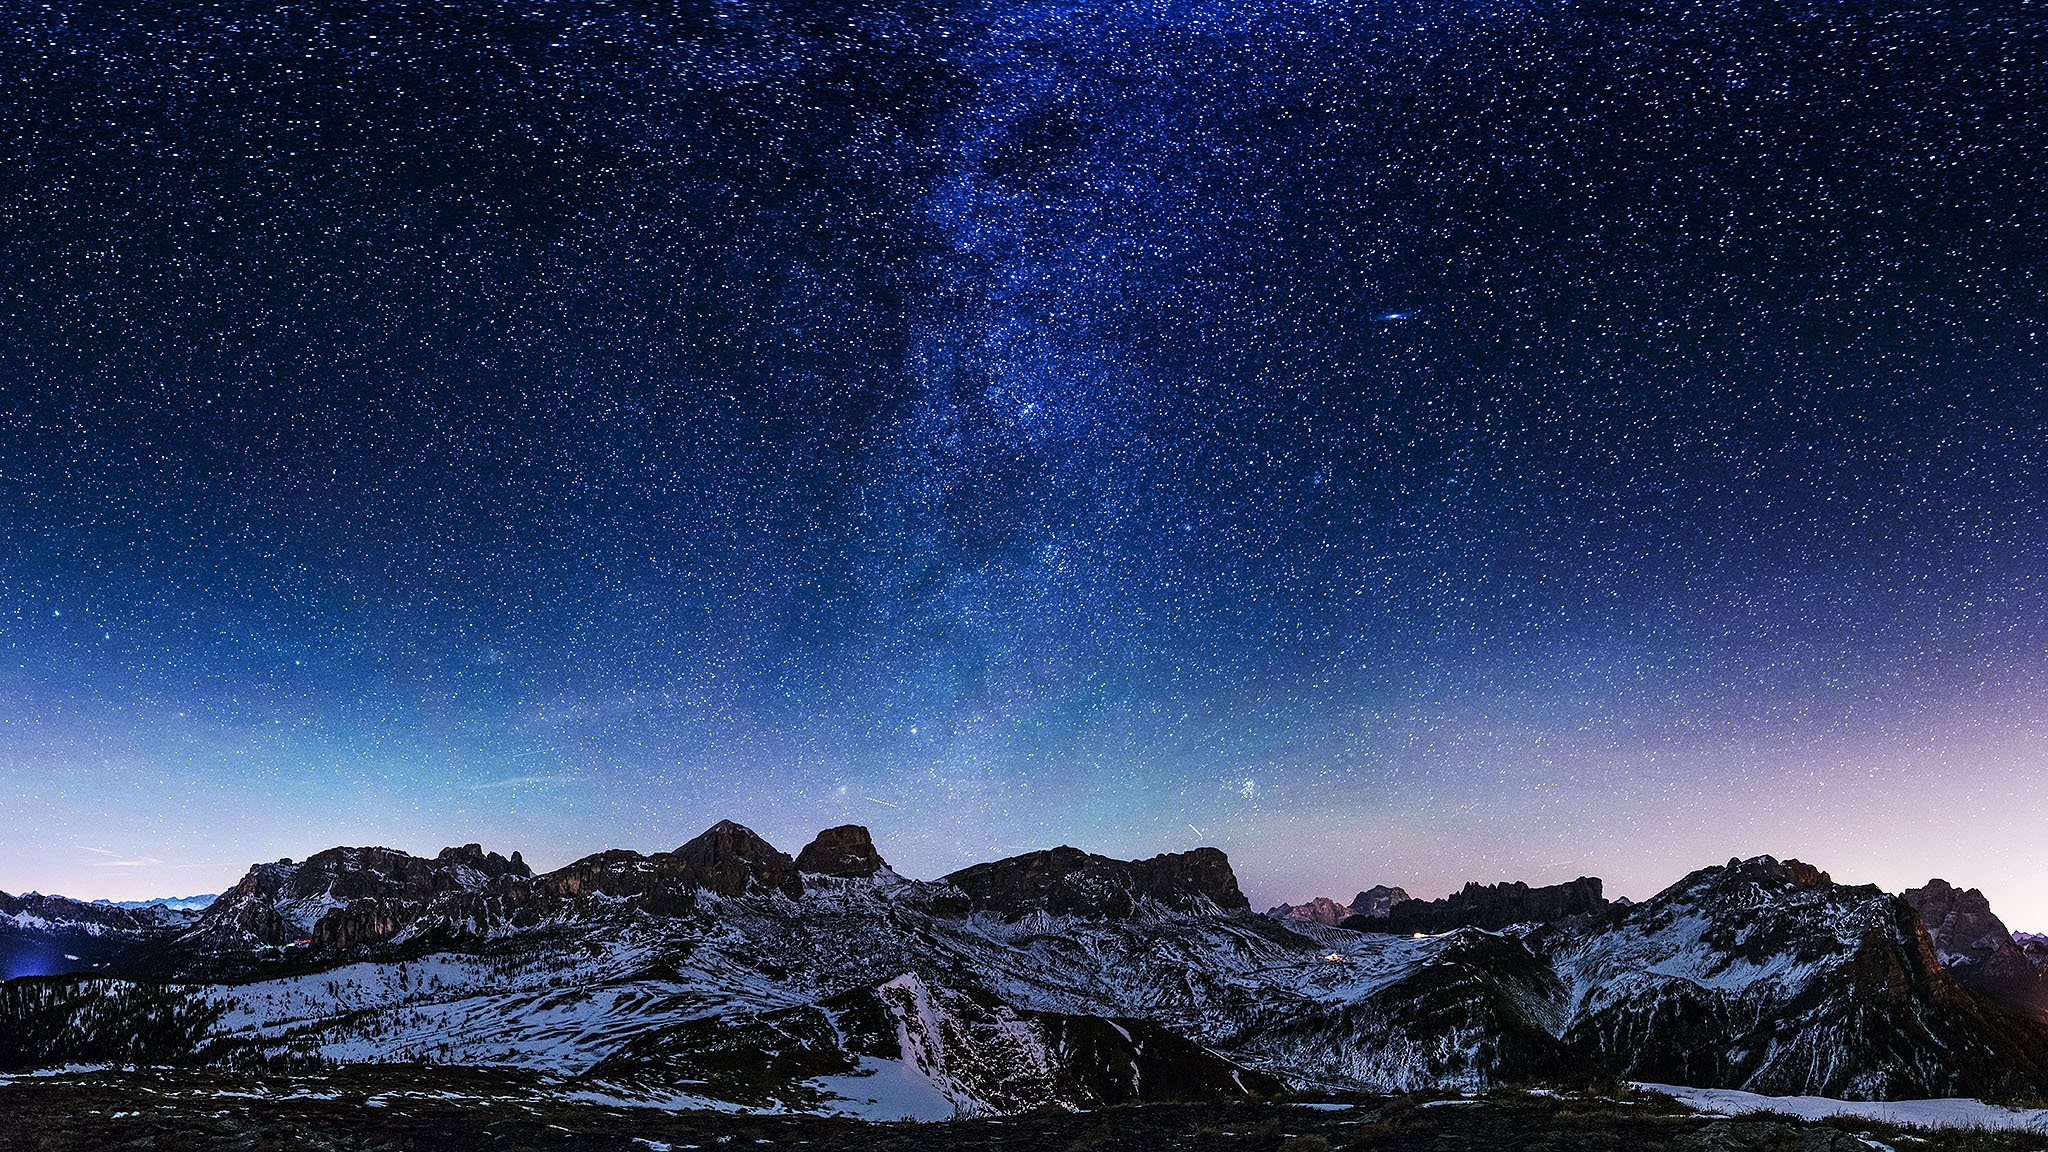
[810,1056,957,1121]
[1636,1083,2048,1133]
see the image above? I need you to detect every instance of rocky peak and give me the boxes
[1633,856,1845,919]
[1264,896,1350,925]
[1902,879,2012,966]
[293,845,507,902]
[1349,885,1411,918]
[1549,859,2048,1098]
[526,848,694,918]
[1720,855,1832,890]
[941,845,1248,918]
[671,821,800,897]
[795,825,888,878]
[187,843,531,955]
[433,843,532,880]
[1901,879,2048,1021]
[1133,848,1249,911]
[1350,876,1606,934]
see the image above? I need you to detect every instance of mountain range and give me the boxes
[4,824,2046,1119]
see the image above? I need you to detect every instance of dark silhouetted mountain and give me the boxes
[940,845,1249,918]
[670,821,802,898]
[1349,885,1411,918]
[795,825,889,879]
[1343,876,1606,934]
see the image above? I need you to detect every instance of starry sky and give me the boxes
[2,1,2044,926]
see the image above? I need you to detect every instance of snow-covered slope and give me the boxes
[1557,857,2048,1098]
[1636,1082,2048,1133]
[5,830,2048,1114]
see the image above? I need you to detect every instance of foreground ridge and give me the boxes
[11,1073,2048,1152]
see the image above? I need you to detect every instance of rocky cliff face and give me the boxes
[1264,896,1351,925]
[1903,878,2048,1022]
[1130,847,1250,912]
[175,843,533,963]
[1903,879,2013,965]
[2020,933,2048,964]
[795,825,889,879]
[1345,876,1607,934]
[941,845,1248,918]
[1350,885,1410,918]
[669,821,802,897]
[177,822,812,971]
[1554,856,2048,1099]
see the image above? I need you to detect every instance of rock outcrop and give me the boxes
[1350,885,1411,918]
[435,843,531,882]
[1264,896,1351,925]
[941,845,1249,918]
[1903,879,2048,1021]
[670,821,801,897]
[187,844,534,956]
[1904,879,2013,964]
[1346,876,1607,934]
[795,825,889,879]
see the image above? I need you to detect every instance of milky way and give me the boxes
[1,1,2043,924]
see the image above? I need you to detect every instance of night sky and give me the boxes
[2,1,2043,926]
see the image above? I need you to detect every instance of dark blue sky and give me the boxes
[2,0,2043,923]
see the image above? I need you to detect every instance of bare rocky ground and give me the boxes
[2,1071,2042,1152]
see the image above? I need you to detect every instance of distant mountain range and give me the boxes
[90,895,218,912]
[4,825,2046,1118]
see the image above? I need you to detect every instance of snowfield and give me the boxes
[1637,1083,2048,1133]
